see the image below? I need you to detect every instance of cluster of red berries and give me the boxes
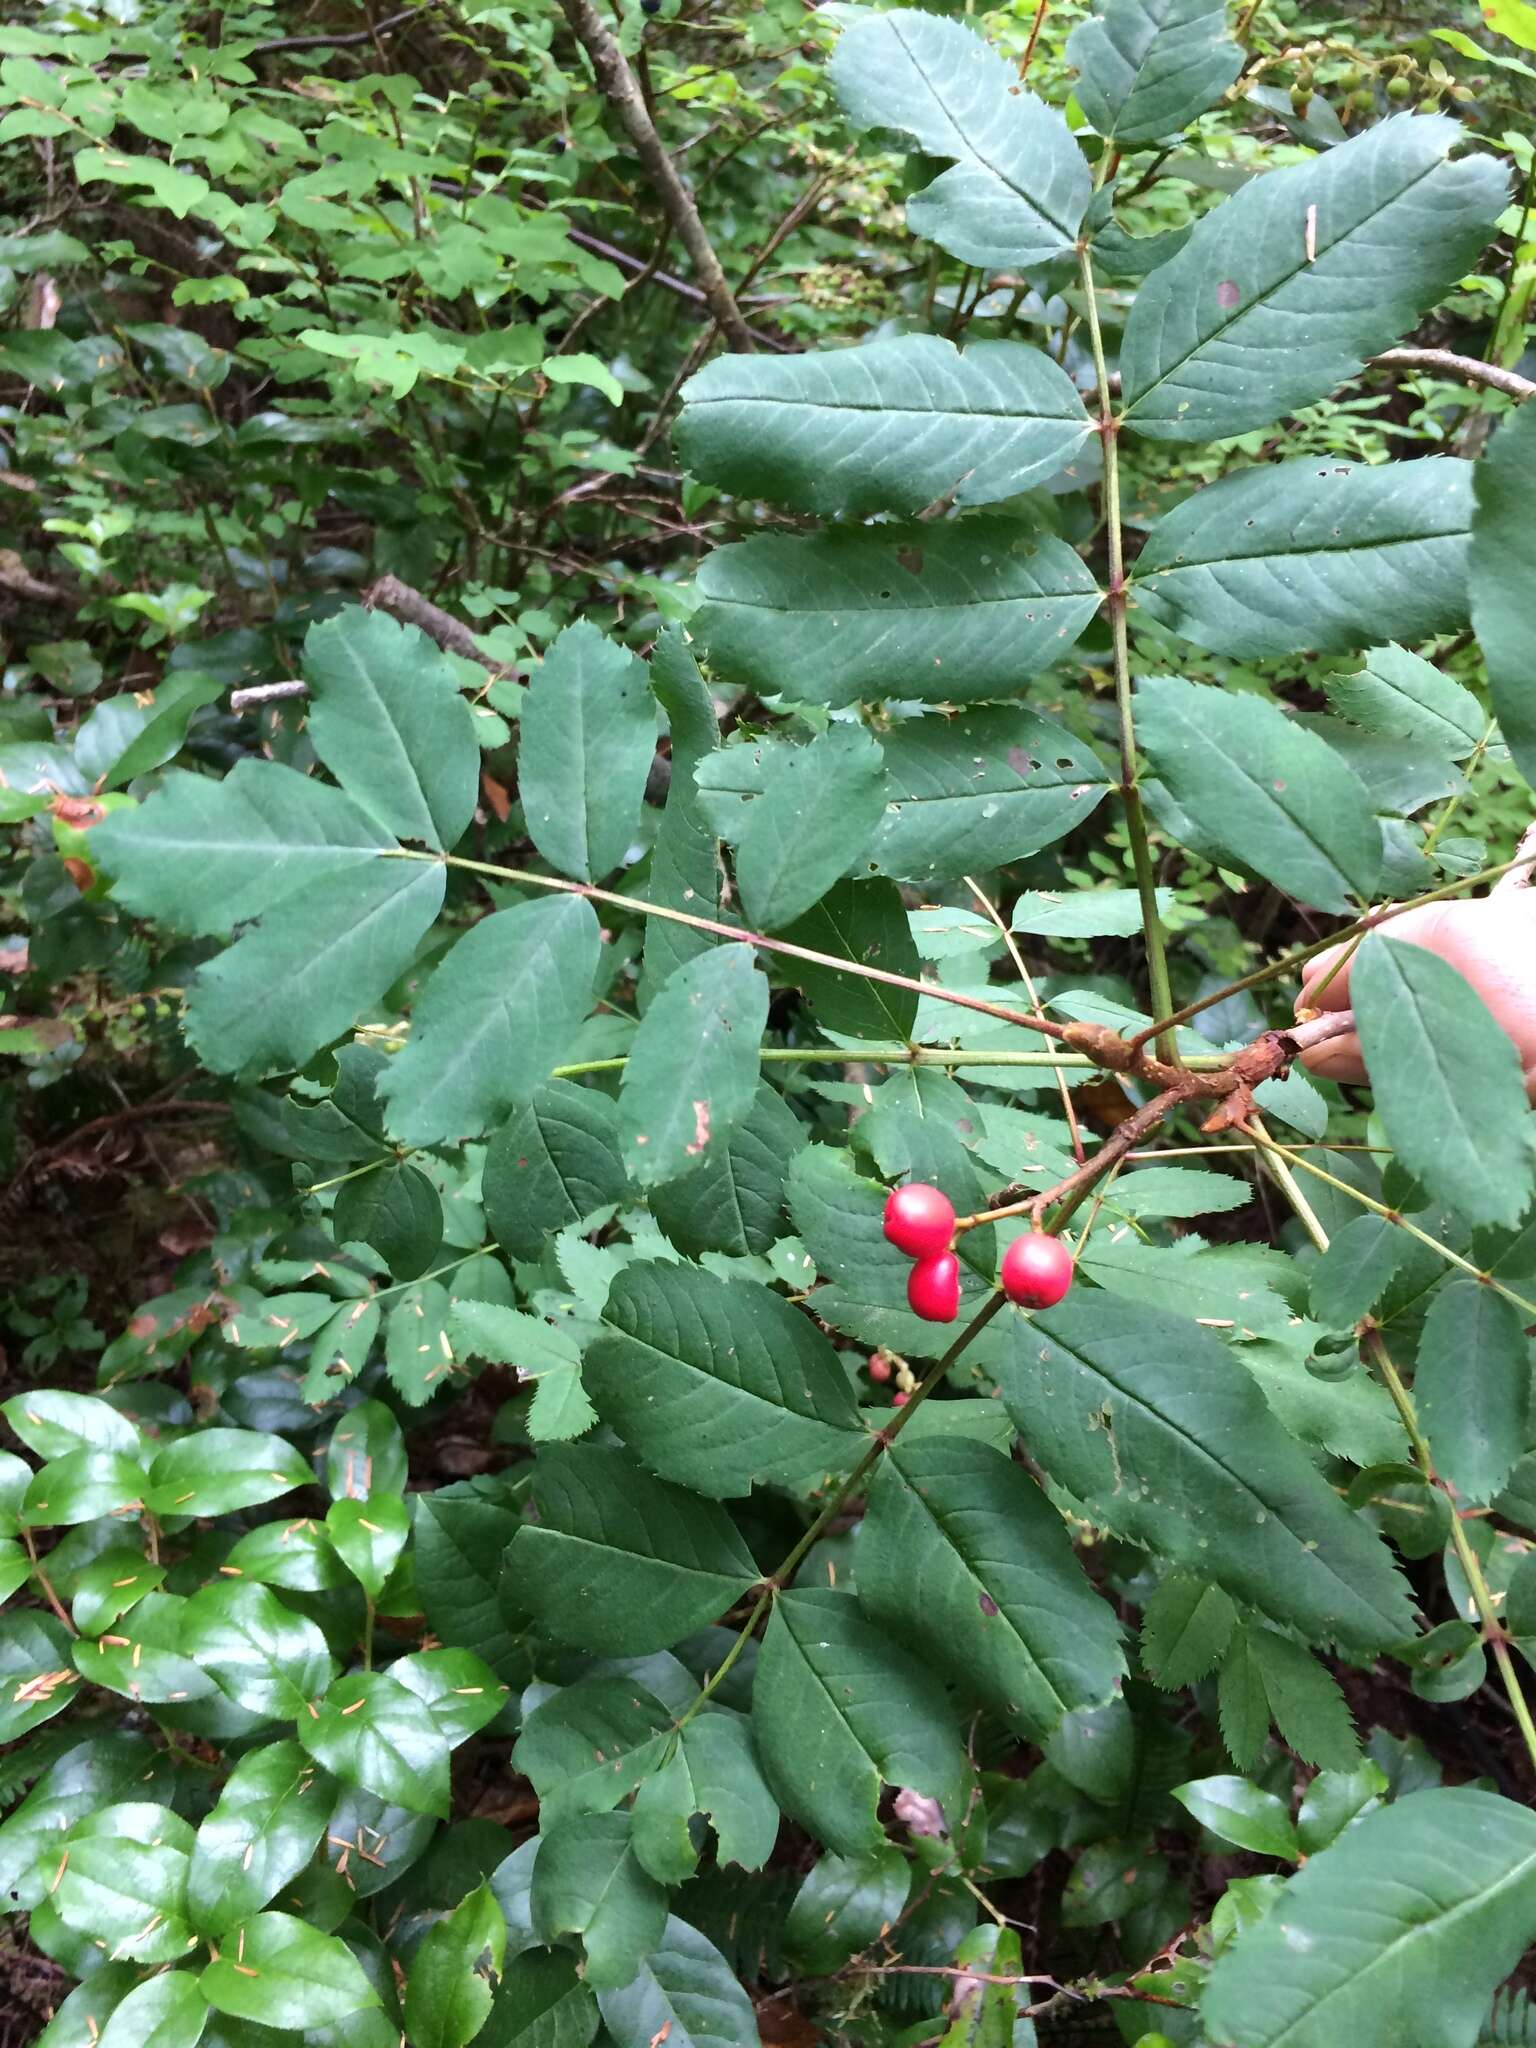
[882,1183,1076,1324]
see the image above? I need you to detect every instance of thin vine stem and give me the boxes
[384,848,1074,1044]
[1240,1133,1536,1780]
[1076,240,1179,1065]
[1365,1331,1536,1782]
[673,1292,1009,1733]
[1240,1124,1536,1322]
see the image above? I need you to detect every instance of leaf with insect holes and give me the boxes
[871,707,1114,884]
[640,628,722,1008]
[617,944,769,1188]
[519,620,658,884]
[1069,0,1241,145]
[692,519,1102,708]
[1120,116,1507,440]
[754,1588,967,1859]
[403,1880,506,2048]
[631,1715,780,1885]
[1132,458,1475,659]
[830,10,1091,266]
[1325,644,1484,758]
[678,336,1091,519]
[514,1676,674,1826]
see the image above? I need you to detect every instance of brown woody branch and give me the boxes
[1369,348,1536,403]
[362,574,518,676]
[555,0,757,355]
[1013,1009,1359,1227]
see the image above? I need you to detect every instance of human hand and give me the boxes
[1295,894,1536,1102]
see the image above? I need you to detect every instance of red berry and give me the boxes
[1001,1232,1074,1310]
[907,1250,961,1323]
[891,1390,910,1407]
[883,1183,956,1258]
[867,1356,893,1383]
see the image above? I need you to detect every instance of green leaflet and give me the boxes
[857,1435,1126,1739]
[1120,116,1507,440]
[1202,1788,1536,2048]
[1140,1576,1237,1689]
[513,1677,673,1825]
[503,1442,758,1655]
[785,1847,912,1974]
[298,1671,451,1816]
[677,336,1091,518]
[639,629,721,1007]
[519,619,658,883]
[482,1080,629,1262]
[1415,1278,1531,1506]
[1470,398,1536,788]
[871,707,1114,883]
[76,670,223,790]
[1132,457,1475,658]
[332,1158,442,1281]
[1173,1774,1298,1860]
[588,1261,867,1498]
[94,1975,209,2048]
[1000,1294,1415,1652]
[304,607,478,851]
[1068,0,1241,146]
[201,1910,380,2026]
[692,520,1101,708]
[617,944,769,1188]
[1135,675,1381,913]
[1351,935,1535,1230]
[650,1080,805,1257]
[830,10,1091,267]
[728,725,886,931]
[531,1811,668,1990]
[403,1880,506,2048]
[183,854,446,1078]
[94,757,395,937]
[378,894,601,1142]
[631,1716,780,1884]
[753,1588,967,1859]
[1324,643,1485,757]
[777,880,921,1042]
[596,1915,760,2048]
[180,1581,333,1720]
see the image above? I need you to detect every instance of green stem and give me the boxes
[386,849,1074,1046]
[674,1293,1009,1732]
[1243,1135,1536,1780]
[1364,1331,1536,1781]
[1241,1124,1536,1322]
[1076,241,1178,1065]
[1130,842,1536,1052]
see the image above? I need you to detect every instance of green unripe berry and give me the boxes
[1386,74,1412,100]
